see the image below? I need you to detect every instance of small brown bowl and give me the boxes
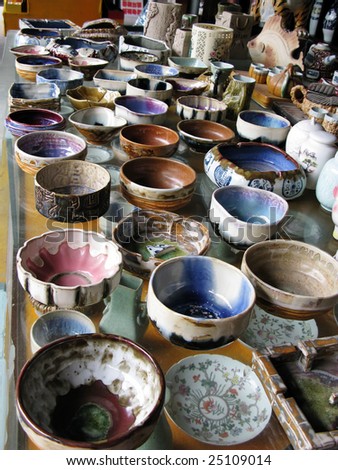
[120,124,179,159]
[177,119,235,153]
[119,157,196,211]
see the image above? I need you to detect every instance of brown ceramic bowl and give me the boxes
[119,157,196,211]
[120,124,179,159]
[177,119,235,153]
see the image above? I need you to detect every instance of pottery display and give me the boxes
[236,110,291,145]
[290,83,338,116]
[8,82,61,112]
[119,35,171,64]
[66,86,121,110]
[171,28,192,57]
[72,18,127,44]
[68,57,109,81]
[5,108,66,137]
[36,68,84,95]
[18,18,80,35]
[10,44,50,57]
[222,73,256,120]
[190,23,233,64]
[177,119,235,153]
[98,191,135,238]
[93,69,137,94]
[316,150,338,211]
[143,1,183,48]
[15,55,62,82]
[210,61,234,99]
[322,111,338,136]
[322,1,338,44]
[14,28,60,47]
[114,95,168,125]
[176,95,227,122]
[266,63,303,98]
[309,0,324,37]
[126,78,173,105]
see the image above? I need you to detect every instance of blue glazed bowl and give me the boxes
[36,68,84,95]
[134,63,179,80]
[236,110,291,145]
[15,55,63,81]
[114,95,168,125]
[147,256,256,349]
[6,108,66,137]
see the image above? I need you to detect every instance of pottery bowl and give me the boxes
[119,124,179,159]
[134,64,179,81]
[10,44,50,57]
[69,107,127,145]
[119,34,171,64]
[8,82,61,112]
[114,95,168,125]
[16,333,165,449]
[68,57,109,81]
[93,69,137,94]
[241,240,338,320]
[34,160,111,223]
[15,55,63,82]
[209,185,289,247]
[165,78,208,100]
[113,209,210,278]
[147,255,256,349]
[99,191,135,238]
[16,229,122,309]
[30,309,96,354]
[66,86,121,110]
[5,108,66,137]
[236,110,291,145]
[204,142,307,200]
[15,130,87,175]
[72,18,127,44]
[119,51,160,71]
[126,78,173,105]
[177,119,235,153]
[14,27,60,47]
[119,157,196,211]
[167,57,208,76]
[36,68,84,95]
[46,37,118,64]
[176,95,227,122]
[18,18,79,35]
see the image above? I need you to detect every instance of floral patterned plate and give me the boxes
[165,354,271,445]
[240,305,318,351]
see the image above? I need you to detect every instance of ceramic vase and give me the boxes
[190,23,234,64]
[309,0,324,37]
[315,150,338,211]
[143,2,183,48]
[222,73,256,120]
[322,1,338,44]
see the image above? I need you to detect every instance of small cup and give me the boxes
[309,106,329,124]
[249,62,264,77]
[322,112,338,135]
[251,66,269,84]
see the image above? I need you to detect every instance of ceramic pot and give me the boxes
[222,74,256,120]
[315,150,338,211]
[190,23,233,64]
[285,117,323,161]
[143,2,183,48]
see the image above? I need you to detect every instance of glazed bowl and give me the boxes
[16,229,122,309]
[46,37,118,64]
[99,192,135,238]
[68,57,109,81]
[126,78,173,105]
[176,95,227,122]
[119,157,196,211]
[204,142,307,200]
[113,209,210,278]
[119,124,179,159]
[14,27,60,47]
[16,334,165,449]
[93,69,137,94]
[114,95,168,125]
[209,185,289,247]
[5,108,66,137]
[15,130,87,175]
[69,108,127,145]
[167,57,208,76]
[34,160,111,222]
[165,78,208,100]
[66,86,120,110]
[147,255,256,349]
[119,34,171,64]
[8,82,61,112]
[15,55,62,81]
[177,119,235,153]
[241,240,338,320]
[36,68,84,95]
[10,44,50,57]
[18,18,79,35]
[72,18,127,44]
[236,110,291,145]
[30,309,96,354]
[134,64,179,81]
[119,51,160,71]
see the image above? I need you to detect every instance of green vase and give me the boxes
[222,73,256,120]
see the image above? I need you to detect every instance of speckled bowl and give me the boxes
[15,55,62,82]
[177,119,235,153]
[119,51,160,71]
[66,86,120,110]
[126,78,173,105]
[167,57,208,76]
[36,68,84,95]
[165,78,208,100]
[114,95,168,125]
[236,110,291,146]
[134,64,179,81]
[93,69,137,94]
[16,334,165,449]
[5,108,66,137]
[68,57,109,81]
[176,95,227,122]
[147,255,256,349]
[8,82,61,112]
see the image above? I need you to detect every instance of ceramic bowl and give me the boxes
[69,108,127,145]
[204,142,307,200]
[176,95,227,122]
[15,55,63,82]
[177,119,235,153]
[5,108,66,137]
[8,82,61,112]
[46,37,118,64]
[119,124,179,159]
[10,44,50,57]
[99,191,135,238]
[18,19,79,35]
[119,34,171,64]
[165,354,271,445]
[147,255,256,349]
[16,334,165,449]
[73,18,127,44]
[241,240,338,320]
[165,78,208,100]
[15,130,87,175]
[16,229,122,309]
[126,78,173,105]
[14,28,61,47]
[66,86,121,110]
[167,57,208,76]
[36,68,84,95]
[112,209,210,278]
[93,69,137,94]
[68,57,109,81]
[35,160,111,223]
[30,309,96,354]
[114,95,168,125]
[119,157,196,211]
[119,51,160,71]
[236,110,291,145]
[134,64,179,81]
[209,185,289,247]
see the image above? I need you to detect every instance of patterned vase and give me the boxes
[190,23,234,64]
[143,2,183,48]
[322,1,338,44]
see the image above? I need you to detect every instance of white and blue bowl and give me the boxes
[36,68,84,95]
[134,64,179,81]
[236,110,291,146]
[147,255,256,349]
[114,95,168,125]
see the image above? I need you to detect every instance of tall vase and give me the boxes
[222,73,256,120]
[309,0,324,37]
[143,2,183,49]
[322,1,338,44]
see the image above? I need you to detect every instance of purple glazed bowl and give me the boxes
[6,108,66,137]
[114,95,168,125]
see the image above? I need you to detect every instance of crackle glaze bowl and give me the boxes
[236,110,291,146]
[112,209,210,278]
[134,64,179,81]
[15,130,87,175]
[204,142,307,200]
[176,95,227,122]
[165,78,208,100]
[119,124,179,159]
[119,51,160,71]
[15,55,62,82]
[5,108,66,137]
[93,69,137,94]
[114,95,168,125]
[66,86,121,110]
[69,107,127,145]
[119,157,196,211]
[8,82,61,112]
[68,57,109,81]
[167,57,208,77]
[16,334,165,450]
[209,185,289,247]
[177,119,235,153]
[16,229,122,309]
[126,78,173,105]
[36,68,84,95]
[147,255,256,349]
[34,160,111,223]
[241,240,338,320]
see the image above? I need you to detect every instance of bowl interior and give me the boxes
[239,111,290,129]
[17,55,61,66]
[10,82,60,99]
[8,109,64,126]
[37,68,83,81]
[178,120,234,141]
[70,108,125,127]
[120,125,178,146]
[178,95,226,111]
[166,78,207,93]
[17,132,85,158]
[115,96,167,114]
[127,78,171,92]
[94,69,136,82]
[135,64,178,77]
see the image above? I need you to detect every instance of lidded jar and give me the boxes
[316,150,338,211]
[285,115,323,161]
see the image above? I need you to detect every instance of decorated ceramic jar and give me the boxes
[285,117,323,161]
[316,150,338,211]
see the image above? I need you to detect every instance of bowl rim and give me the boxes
[134,63,179,77]
[68,107,127,130]
[176,94,227,110]
[237,110,291,129]
[177,119,235,142]
[15,54,63,66]
[114,95,168,116]
[126,77,173,92]
[6,107,66,127]
[68,56,110,66]
[120,124,179,148]
[36,68,84,80]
